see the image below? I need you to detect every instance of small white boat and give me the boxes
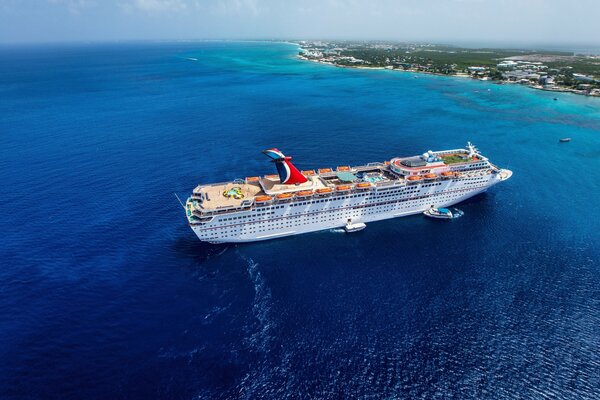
[344,222,366,233]
[423,207,463,220]
[559,138,571,143]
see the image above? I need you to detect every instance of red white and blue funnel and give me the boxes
[262,148,308,185]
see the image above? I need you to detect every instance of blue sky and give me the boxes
[1,0,599,45]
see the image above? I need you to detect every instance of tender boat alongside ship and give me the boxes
[185,143,512,243]
[344,222,366,233]
[423,207,463,220]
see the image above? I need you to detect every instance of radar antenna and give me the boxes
[466,141,479,157]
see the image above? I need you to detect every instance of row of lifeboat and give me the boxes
[249,167,355,181]
[249,165,394,182]
[249,168,353,180]
[253,182,375,205]
[246,165,460,185]
[317,166,351,174]
[406,171,461,182]
[246,169,337,182]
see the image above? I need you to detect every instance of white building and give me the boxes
[497,61,518,70]
[573,73,595,83]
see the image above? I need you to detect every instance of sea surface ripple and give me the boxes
[0,41,599,399]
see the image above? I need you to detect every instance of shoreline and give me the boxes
[296,54,600,98]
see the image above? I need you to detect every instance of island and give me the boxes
[295,41,600,97]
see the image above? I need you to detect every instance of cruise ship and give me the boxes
[185,143,512,243]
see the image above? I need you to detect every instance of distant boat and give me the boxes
[559,138,571,143]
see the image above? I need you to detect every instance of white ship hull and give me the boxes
[190,170,509,243]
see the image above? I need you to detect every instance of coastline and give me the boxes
[296,54,600,98]
[298,54,470,78]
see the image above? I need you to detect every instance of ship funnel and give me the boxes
[262,148,308,185]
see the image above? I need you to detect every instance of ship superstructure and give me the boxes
[185,143,512,243]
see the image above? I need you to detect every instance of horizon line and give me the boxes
[1,38,599,53]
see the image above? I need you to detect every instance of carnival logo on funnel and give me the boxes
[262,148,308,185]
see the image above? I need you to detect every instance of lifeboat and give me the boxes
[275,193,293,200]
[318,168,333,174]
[337,166,351,171]
[355,182,373,189]
[407,175,423,182]
[384,161,391,165]
[336,185,353,192]
[265,174,279,180]
[254,195,272,204]
[301,170,316,176]
[316,187,333,195]
[424,173,437,180]
[246,176,260,182]
[441,171,454,178]
[296,190,313,197]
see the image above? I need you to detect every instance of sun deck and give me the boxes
[390,147,489,175]
[440,153,475,164]
[192,180,263,211]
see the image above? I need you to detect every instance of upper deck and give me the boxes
[390,148,490,175]
[192,180,263,211]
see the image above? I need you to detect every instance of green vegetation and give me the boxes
[441,155,468,164]
[341,48,570,70]
[545,59,600,77]
[298,41,600,94]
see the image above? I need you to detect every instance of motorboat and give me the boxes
[344,222,366,233]
[559,138,571,143]
[423,207,462,220]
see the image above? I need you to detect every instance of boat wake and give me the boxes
[244,257,274,352]
[448,208,464,218]
[450,208,465,218]
[232,257,295,399]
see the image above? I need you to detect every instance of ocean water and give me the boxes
[1,41,599,399]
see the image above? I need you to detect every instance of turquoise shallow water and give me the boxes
[0,41,599,399]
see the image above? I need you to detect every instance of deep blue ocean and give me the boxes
[1,41,599,399]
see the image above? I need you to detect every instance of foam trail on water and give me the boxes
[215,247,228,257]
[244,257,274,352]
[234,256,295,399]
